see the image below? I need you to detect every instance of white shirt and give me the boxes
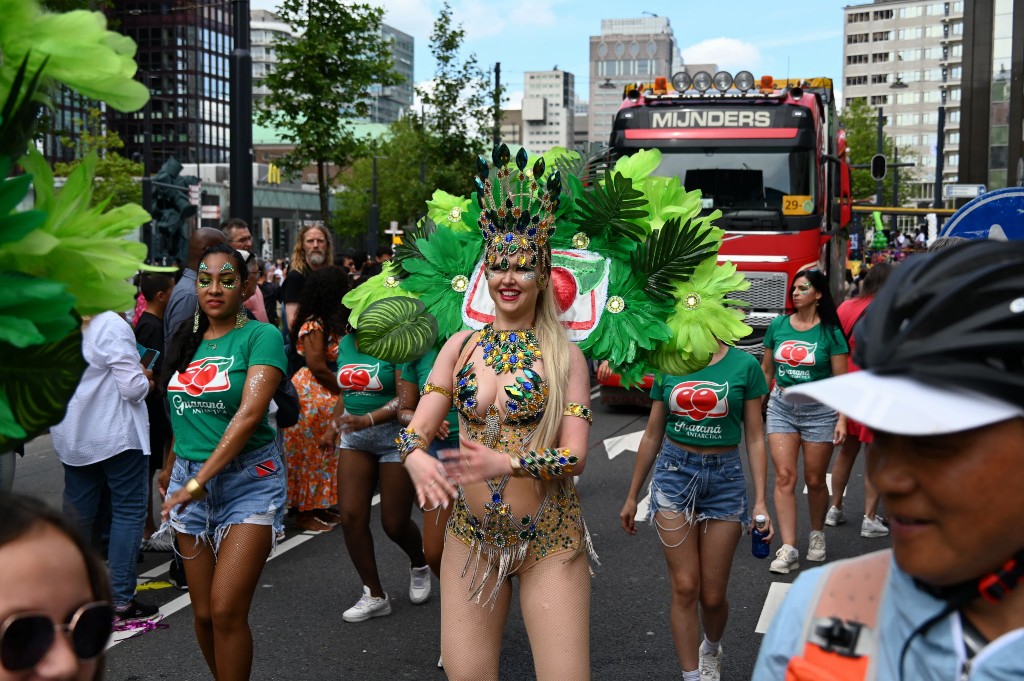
[51,312,151,465]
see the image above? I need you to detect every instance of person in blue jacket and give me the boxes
[754,241,1024,680]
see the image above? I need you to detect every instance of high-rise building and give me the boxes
[959,0,1024,188]
[251,10,297,108]
[499,109,524,146]
[110,0,234,174]
[522,69,575,153]
[842,0,965,205]
[368,24,414,123]
[588,17,682,146]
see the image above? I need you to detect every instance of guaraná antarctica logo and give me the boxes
[669,381,730,421]
[774,340,817,367]
[337,363,383,392]
[168,357,234,396]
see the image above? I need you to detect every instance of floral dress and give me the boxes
[284,319,340,511]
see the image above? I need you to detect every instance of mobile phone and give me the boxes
[141,348,160,370]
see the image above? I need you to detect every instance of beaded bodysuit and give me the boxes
[446,331,595,605]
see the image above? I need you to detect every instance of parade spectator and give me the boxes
[258,261,281,328]
[0,494,113,681]
[401,254,594,680]
[159,243,286,681]
[134,272,176,548]
[825,263,894,539]
[895,230,908,252]
[280,224,333,328]
[326,334,429,623]
[222,219,267,323]
[163,227,227,341]
[754,241,1024,680]
[50,312,159,625]
[284,266,348,532]
[360,245,393,280]
[913,225,927,249]
[761,268,849,573]
[620,338,773,681]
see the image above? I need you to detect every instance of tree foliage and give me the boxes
[334,2,502,245]
[841,98,916,205]
[256,0,400,226]
[52,108,142,208]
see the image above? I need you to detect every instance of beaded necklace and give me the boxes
[477,324,541,375]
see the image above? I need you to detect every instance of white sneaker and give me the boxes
[825,505,845,526]
[807,530,826,562]
[409,565,432,604]
[342,586,392,622]
[769,544,799,574]
[698,643,722,681]
[861,515,890,538]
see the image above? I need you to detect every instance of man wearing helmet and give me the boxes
[754,240,1024,680]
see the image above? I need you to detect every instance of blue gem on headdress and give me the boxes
[515,147,528,171]
[527,227,537,237]
[477,156,489,180]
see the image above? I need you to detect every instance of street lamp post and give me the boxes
[229,0,253,227]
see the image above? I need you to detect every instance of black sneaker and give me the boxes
[167,556,188,591]
[115,599,160,624]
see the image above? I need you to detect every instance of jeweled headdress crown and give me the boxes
[475,144,562,282]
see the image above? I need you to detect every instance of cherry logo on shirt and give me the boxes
[168,358,233,396]
[670,381,729,421]
[774,340,817,367]
[337,363,383,392]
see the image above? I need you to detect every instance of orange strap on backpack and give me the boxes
[785,549,892,681]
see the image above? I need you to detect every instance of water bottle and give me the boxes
[751,514,770,559]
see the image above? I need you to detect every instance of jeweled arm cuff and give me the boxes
[397,427,429,464]
[421,382,453,401]
[513,447,578,480]
[563,402,593,423]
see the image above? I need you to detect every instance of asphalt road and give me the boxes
[10,389,888,680]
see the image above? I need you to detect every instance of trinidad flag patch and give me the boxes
[254,460,277,477]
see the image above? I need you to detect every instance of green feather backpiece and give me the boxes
[342,262,417,330]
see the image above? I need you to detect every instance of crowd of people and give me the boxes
[4,208,1023,681]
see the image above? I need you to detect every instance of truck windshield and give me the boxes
[655,148,816,213]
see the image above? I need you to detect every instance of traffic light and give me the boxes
[870,154,887,181]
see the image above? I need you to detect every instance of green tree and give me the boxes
[841,98,916,205]
[52,108,142,208]
[256,0,400,226]
[416,1,501,164]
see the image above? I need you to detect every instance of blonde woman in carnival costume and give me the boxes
[346,144,749,680]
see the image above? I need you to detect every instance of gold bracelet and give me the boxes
[421,382,453,400]
[184,477,207,501]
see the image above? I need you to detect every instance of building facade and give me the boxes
[588,17,682,146]
[499,109,524,146]
[367,24,414,123]
[522,69,575,153]
[251,10,296,108]
[842,0,966,204]
[959,0,1024,188]
[111,0,234,174]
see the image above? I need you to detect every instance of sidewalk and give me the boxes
[9,434,64,509]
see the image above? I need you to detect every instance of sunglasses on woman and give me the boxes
[0,602,112,671]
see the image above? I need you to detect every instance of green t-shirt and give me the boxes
[167,322,287,462]
[336,334,397,415]
[763,315,850,388]
[651,347,768,448]
[400,348,459,444]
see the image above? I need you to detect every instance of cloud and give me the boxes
[681,38,762,73]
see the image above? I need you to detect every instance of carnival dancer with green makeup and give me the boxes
[159,244,287,681]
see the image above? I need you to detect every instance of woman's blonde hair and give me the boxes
[531,285,571,451]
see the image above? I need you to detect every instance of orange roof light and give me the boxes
[759,75,774,91]
[654,76,668,93]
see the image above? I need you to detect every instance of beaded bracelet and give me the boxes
[513,447,578,480]
[396,427,429,464]
[562,402,593,423]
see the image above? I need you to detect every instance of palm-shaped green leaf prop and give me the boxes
[0,325,85,448]
[552,143,612,187]
[391,217,437,277]
[572,170,649,243]
[631,214,720,302]
[355,297,438,365]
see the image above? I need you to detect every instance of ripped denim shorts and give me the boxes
[166,440,286,553]
[648,439,750,531]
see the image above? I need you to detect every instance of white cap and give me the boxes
[785,371,1024,436]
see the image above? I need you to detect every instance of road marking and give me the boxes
[802,473,839,496]
[604,430,644,460]
[110,532,317,649]
[755,582,793,633]
[372,493,380,506]
[635,492,650,521]
[590,386,601,399]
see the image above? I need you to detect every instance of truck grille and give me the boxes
[727,271,788,319]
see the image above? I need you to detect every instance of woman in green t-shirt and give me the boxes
[619,340,774,679]
[159,244,287,681]
[760,268,849,575]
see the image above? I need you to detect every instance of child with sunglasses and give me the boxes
[0,494,114,680]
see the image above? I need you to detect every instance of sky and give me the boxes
[251,0,852,108]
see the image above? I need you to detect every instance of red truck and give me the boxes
[598,71,852,402]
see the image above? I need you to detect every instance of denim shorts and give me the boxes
[166,440,286,552]
[338,414,402,463]
[766,386,838,443]
[648,439,750,528]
